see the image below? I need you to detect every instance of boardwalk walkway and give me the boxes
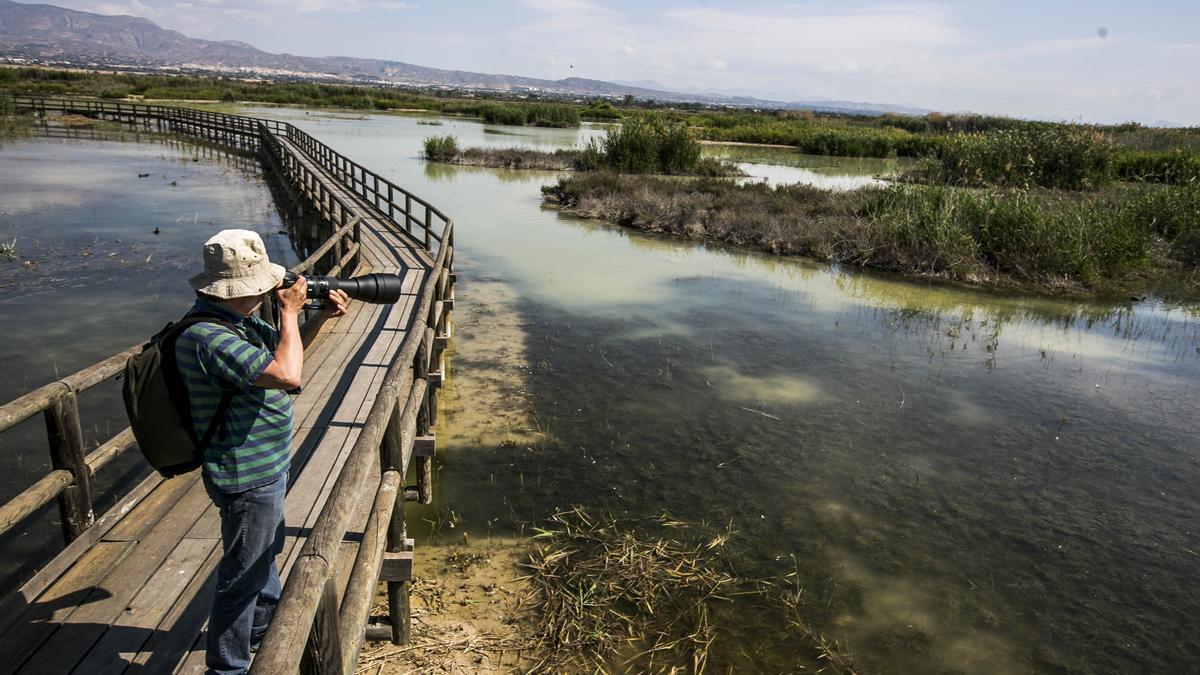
[0,99,454,673]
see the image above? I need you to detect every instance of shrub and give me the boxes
[422,135,459,161]
[590,115,702,174]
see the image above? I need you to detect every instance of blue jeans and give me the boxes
[202,473,287,675]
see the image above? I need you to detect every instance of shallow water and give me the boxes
[5,110,1200,672]
[703,143,913,189]
[0,128,288,590]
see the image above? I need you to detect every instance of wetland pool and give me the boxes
[3,109,1199,672]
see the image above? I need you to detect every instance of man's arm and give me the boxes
[254,276,307,390]
[255,281,350,389]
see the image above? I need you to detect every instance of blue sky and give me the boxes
[50,0,1200,124]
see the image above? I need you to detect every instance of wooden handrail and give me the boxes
[251,221,453,674]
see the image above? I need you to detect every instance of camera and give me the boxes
[281,271,405,308]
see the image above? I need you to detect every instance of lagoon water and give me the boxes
[3,110,1198,672]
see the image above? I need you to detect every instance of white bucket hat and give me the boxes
[189,229,286,299]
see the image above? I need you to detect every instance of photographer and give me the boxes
[179,229,349,675]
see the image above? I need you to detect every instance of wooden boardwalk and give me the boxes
[0,99,454,673]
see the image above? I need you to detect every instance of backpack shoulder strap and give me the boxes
[159,312,243,446]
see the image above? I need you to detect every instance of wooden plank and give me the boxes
[0,541,136,675]
[15,478,213,674]
[69,538,214,675]
[378,551,413,583]
[105,474,197,542]
[126,546,221,673]
[0,474,163,639]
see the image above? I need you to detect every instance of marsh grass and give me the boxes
[926,128,1116,190]
[517,507,862,674]
[454,145,582,170]
[422,125,740,176]
[477,103,580,127]
[0,94,32,138]
[697,120,940,158]
[1116,149,1200,185]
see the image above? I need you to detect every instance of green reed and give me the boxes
[927,128,1117,190]
[421,134,459,161]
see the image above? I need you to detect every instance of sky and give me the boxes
[43,0,1200,124]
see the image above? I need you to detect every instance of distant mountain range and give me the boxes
[0,0,928,116]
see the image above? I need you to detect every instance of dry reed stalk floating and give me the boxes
[515,506,737,673]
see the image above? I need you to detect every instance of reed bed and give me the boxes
[923,128,1117,190]
[1115,149,1200,185]
[543,172,1200,296]
[513,507,864,674]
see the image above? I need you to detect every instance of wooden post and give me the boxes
[380,378,425,646]
[300,575,344,675]
[405,195,412,235]
[416,453,432,505]
[424,208,433,251]
[44,391,93,543]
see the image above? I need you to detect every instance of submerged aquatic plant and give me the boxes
[0,239,16,260]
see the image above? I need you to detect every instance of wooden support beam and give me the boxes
[412,435,435,458]
[364,624,392,643]
[379,548,413,582]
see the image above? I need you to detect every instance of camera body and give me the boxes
[281,271,405,308]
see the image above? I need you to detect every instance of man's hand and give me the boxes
[321,289,350,318]
[277,274,307,316]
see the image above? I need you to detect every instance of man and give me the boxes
[180,229,349,675]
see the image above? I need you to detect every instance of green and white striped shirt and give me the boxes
[174,299,292,493]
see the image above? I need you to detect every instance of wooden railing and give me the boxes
[3,97,456,672]
[12,97,448,257]
[251,222,454,675]
[283,124,450,255]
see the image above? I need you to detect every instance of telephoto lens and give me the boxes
[281,271,405,305]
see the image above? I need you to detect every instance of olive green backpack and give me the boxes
[122,313,237,478]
